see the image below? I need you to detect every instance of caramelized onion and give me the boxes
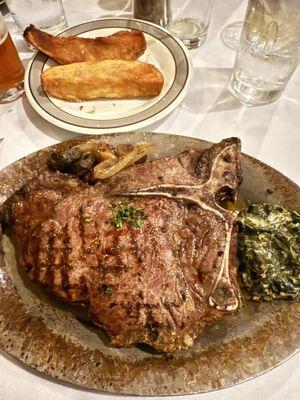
[95,149,117,163]
[93,142,154,180]
[77,142,112,154]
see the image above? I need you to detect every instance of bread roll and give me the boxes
[24,25,147,64]
[41,60,164,101]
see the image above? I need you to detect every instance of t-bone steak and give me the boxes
[2,138,242,352]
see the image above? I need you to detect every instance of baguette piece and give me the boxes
[24,25,147,64]
[41,60,164,101]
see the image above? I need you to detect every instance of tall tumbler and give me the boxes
[166,0,215,49]
[229,0,300,106]
[6,0,67,35]
[133,0,171,27]
[0,12,24,103]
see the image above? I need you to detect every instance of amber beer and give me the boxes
[0,12,24,102]
[0,31,24,90]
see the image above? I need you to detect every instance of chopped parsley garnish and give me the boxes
[109,199,147,229]
[82,215,91,224]
[100,284,113,294]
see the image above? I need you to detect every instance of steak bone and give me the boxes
[115,139,241,312]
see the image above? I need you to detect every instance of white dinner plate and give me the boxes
[24,18,191,135]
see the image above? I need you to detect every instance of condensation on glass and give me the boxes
[229,0,300,106]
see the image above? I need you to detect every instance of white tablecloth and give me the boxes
[0,1,299,399]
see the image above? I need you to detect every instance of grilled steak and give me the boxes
[2,138,242,352]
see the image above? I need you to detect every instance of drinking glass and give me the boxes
[0,12,24,103]
[6,0,67,35]
[229,0,300,106]
[166,0,215,49]
[221,21,243,51]
[133,0,171,27]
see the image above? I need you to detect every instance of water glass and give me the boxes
[0,12,24,103]
[229,0,300,106]
[6,0,67,35]
[166,0,215,49]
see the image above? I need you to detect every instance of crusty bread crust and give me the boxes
[41,59,164,101]
[24,25,147,64]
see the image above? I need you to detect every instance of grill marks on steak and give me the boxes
[111,138,241,312]
[2,138,242,352]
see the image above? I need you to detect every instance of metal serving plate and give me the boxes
[0,132,299,395]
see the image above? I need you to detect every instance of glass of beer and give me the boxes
[0,12,24,103]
